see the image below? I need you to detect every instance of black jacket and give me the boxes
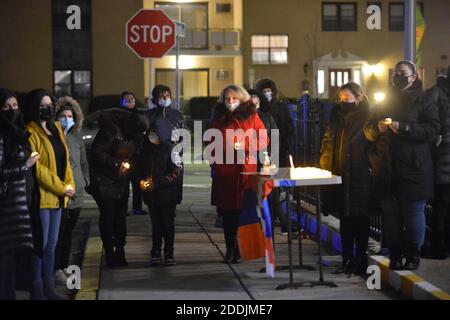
[137,139,183,206]
[364,83,440,201]
[426,78,450,185]
[90,108,147,200]
[0,125,33,252]
[320,101,373,217]
[138,105,184,206]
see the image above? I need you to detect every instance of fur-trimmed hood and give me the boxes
[254,78,280,102]
[55,96,84,132]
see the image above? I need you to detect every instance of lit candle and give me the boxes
[123,162,131,170]
[384,118,392,125]
[31,152,39,157]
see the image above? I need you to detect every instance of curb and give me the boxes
[75,236,103,300]
[295,203,450,300]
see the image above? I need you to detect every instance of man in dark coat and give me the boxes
[426,65,450,259]
[364,61,440,270]
[90,108,148,268]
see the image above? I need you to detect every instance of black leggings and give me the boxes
[55,207,81,270]
[432,184,450,250]
[220,209,241,249]
[98,197,128,250]
[148,205,176,258]
[340,216,369,260]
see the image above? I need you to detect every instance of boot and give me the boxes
[44,278,67,300]
[29,280,47,300]
[389,247,404,270]
[104,245,116,268]
[114,246,128,267]
[224,247,233,263]
[404,245,421,270]
[333,257,352,274]
[231,245,242,264]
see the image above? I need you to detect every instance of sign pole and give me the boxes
[176,35,180,110]
[148,58,153,109]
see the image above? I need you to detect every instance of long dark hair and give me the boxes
[23,89,60,137]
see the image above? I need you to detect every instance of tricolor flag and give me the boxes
[238,177,276,277]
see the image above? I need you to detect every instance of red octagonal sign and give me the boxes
[126,9,176,59]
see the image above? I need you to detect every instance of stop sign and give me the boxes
[126,9,176,59]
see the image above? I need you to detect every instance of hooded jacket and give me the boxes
[56,97,90,209]
[254,78,293,166]
[0,88,33,252]
[364,81,440,201]
[209,100,269,210]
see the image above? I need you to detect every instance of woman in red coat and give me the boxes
[209,85,269,263]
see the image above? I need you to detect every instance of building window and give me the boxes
[317,70,325,94]
[54,70,92,99]
[322,2,357,31]
[251,35,288,65]
[52,0,92,99]
[389,2,424,31]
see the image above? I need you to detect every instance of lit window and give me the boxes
[353,70,361,85]
[318,70,325,94]
[251,35,288,64]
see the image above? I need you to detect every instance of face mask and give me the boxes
[226,101,240,111]
[58,118,75,132]
[39,107,54,121]
[392,74,411,90]
[341,102,357,110]
[1,109,20,124]
[264,91,272,102]
[159,99,172,108]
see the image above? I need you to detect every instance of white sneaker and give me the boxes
[55,269,68,286]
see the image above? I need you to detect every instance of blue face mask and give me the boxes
[58,118,75,133]
[159,98,172,108]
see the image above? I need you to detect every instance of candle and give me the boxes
[31,152,39,157]
[290,167,332,180]
[123,162,131,170]
[384,118,392,125]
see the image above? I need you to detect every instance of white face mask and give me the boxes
[264,91,272,102]
[159,98,172,108]
[226,101,240,111]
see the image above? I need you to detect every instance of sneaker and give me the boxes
[333,260,352,274]
[404,256,420,270]
[150,256,162,266]
[389,257,404,270]
[165,257,176,266]
[55,270,68,286]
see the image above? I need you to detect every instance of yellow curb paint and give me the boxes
[75,236,103,301]
[378,258,390,286]
[430,290,450,300]
[401,274,425,298]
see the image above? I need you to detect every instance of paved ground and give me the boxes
[97,164,403,300]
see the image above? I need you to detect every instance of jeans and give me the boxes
[0,250,16,300]
[131,179,143,211]
[31,209,62,281]
[55,208,81,270]
[148,205,176,258]
[382,199,426,257]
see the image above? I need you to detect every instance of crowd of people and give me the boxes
[0,59,449,300]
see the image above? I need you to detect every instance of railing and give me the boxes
[177,28,241,52]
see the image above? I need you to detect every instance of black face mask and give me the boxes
[341,102,357,113]
[393,74,410,90]
[1,109,20,124]
[39,107,54,121]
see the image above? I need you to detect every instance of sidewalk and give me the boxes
[87,164,405,300]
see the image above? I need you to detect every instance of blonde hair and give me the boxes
[219,85,251,104]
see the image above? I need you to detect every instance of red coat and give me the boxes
[210,104,269,210]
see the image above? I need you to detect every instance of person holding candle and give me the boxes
[364,60,440,270]
[209,85,269,263]
[320,82,374,275]
[90,107,148,268]
[22,89,75,300]
[53,97,90,285]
